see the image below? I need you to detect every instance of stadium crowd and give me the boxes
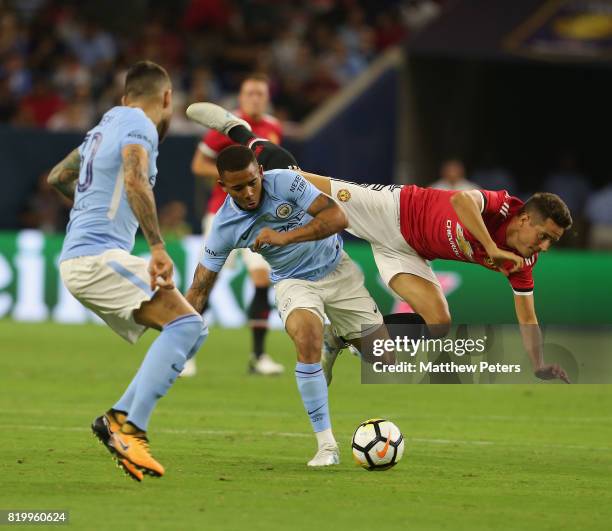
[0,0,441,130]
[1,0,610,248]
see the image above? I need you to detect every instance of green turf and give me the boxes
[1,321,611,530]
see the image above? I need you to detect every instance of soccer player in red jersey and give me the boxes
[186,75,284,376]
[185,102,571,384]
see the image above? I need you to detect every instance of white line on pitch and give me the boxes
[3,424,612,452]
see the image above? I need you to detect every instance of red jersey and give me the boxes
[399,186,537,293]
[198,111,283,214]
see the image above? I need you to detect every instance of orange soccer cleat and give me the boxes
[109,430,165,478]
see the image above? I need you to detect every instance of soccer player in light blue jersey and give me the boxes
[48,61,207,481]
[185,145,384,466]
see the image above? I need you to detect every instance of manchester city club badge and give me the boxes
[276,203,293,218]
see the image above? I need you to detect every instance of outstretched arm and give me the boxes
[186,264,219,314]
[122,144,173,289]
[298,171,332,196]
[191,148,220,185]
[451,190,524,274]
[514,293,570,383]
[252,193,347,251]
[48,148,81,200]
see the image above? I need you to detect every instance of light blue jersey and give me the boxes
[60,106,159,262]
[202,169,343,282]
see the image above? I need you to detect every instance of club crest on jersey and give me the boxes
[337,189,351,202]
[455,224,474,260]
[276,203,293,219]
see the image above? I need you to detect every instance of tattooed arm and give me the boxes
[122,144,174,289]
[47,148,81,200]
[252,194,347,251]
[186,264,219,314]
[122,144,163,248]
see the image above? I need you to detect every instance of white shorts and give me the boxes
[59,249,153,344]
[274,252,383,341]
[329,179,440,288]
[203,213,271,273]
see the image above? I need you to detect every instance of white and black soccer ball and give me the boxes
[351,418,404,471]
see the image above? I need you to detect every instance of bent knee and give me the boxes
[292,330,322,363]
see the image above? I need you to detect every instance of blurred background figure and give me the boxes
[585,185,612,250]
[471,153,517,195]
[159,201,192,240]
[20,172,70,233]
[430,159,480,191]
[542,154,592,220]
[187,73,285,377]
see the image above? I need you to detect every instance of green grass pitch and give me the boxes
[1,321,611,530]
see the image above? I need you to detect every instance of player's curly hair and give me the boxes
[216,145,257,176]
[522,193,572,229]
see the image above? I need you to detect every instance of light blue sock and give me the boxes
[122,314,205,431]
[187,323,209,361]
[113,369,141,414]
[295,362,331,433]
[113,320,208,414]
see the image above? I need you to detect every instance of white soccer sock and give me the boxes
[315,428,337,449]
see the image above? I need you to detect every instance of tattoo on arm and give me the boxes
[186,265,218,314]
[305,195,337,238]
[122,144,164,248]
[48,148,81,200]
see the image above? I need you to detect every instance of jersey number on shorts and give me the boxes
[78,132,103,193]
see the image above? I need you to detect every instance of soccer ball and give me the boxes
[351,418,404,470]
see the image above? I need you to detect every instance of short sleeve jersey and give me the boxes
[60,106,159,261]
[399,185,537,294]
[201,169,343,283]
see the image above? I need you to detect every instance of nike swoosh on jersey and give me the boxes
[240,223,257,240]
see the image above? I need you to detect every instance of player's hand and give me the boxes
[486,245,524,275]
[252,227,289,252]
[148,245,175,290]
[535,363,571,384]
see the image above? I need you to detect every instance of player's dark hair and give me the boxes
[124,61,170,99]
[216,145,257,176]
[241,72,270,87]
[522,192,573,229]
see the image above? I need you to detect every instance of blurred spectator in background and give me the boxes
[0,0,440,129]
[61,18,117,70]
[2,52,31,98]
[542,154,592,247]
[401,0,442,31]
[14,75,64,126]
[585,185,612,250]
[20,171,70,233]
[430,159,480,191]
[53,53,91,99]
[0,76,16,121]
[47,82,94,131]
[542,154,592,218]
[471,153,517,195]
[159,201,192,240]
